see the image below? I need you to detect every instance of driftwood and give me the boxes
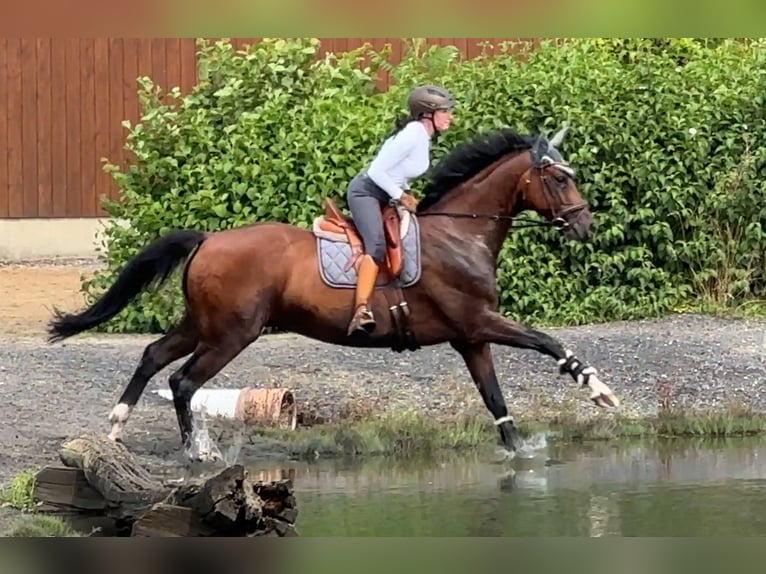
[32,433,299,537]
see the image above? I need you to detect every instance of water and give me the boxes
[245,435,766,536]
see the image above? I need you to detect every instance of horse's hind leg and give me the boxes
[108,314,198,442]
[450,340,521,455]
[166,310,265,461]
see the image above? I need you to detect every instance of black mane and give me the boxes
[417,127,537,212]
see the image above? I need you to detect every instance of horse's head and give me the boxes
[518,127,595,241]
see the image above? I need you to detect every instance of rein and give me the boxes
[415,210,568,230]
[413,165,589,232]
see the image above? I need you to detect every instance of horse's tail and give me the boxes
[47,230,206,343]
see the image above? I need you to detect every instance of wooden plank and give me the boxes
[36,466,90,486]
[368,37,390,90]
[454,38,468,60]
[50,39,68,217]
[65,38,82,218]
[80,39,97,217]
[107,38,125,206]
[33,466,108,511]
[35,38,52,218]
[94,38,111,215]
[150,38,167,93]
[389,38,403,89]
[137,37,153,89]
[122,38,138,129]
[6,38,23,218]
[0,38,8,218]
[180,38,197,94]
[117,38,138,210]
[131,504,214,537]
[21,38,38,217]
[164,37,181,94]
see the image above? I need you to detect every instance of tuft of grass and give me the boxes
[538,405,766,442]
[653,405,766,437]
[675,298,766,320]
[4,515,83,537]
[0,469,39,512]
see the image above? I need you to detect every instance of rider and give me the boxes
[345,84,456,336]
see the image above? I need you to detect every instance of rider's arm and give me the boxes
[366,122,424,200]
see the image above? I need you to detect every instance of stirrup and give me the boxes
[348,305,376,335]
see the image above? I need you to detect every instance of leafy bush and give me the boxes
[86,37,766,333]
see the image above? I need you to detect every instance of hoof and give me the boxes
[107,428,124,442]
[494,446,517,462]
[592,393,620,409]
[185,441,224,464]
[493,415,520,457]
[587,373,620,408]
[186,449,223,464]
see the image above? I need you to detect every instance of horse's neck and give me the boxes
[424,154,527,260]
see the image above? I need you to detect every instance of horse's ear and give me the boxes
[531,134,549,164]
[549,125,569,149]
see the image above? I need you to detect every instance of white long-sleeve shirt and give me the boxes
[365,121,431,200]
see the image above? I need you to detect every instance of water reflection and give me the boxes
[244,436,766,536]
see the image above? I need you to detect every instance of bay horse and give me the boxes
[47,125,620,462]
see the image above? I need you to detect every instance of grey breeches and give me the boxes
[346,173,390,265]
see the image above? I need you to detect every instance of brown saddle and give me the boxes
[313,197,406,278]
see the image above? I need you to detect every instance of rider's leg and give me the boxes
[346,186,386,335]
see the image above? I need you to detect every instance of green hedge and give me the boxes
[85,37,766,333]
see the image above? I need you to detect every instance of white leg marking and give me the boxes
[585,370,620,408]
[560,350,620,408]
[557,349,574,368]
[108,403,133,441]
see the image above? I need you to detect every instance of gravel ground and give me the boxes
[2,312,766,488]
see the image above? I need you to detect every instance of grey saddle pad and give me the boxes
[315,216,422,289]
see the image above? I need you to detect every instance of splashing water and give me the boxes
[221,427,245,466]
[492,431,550,463]
[189,406,224,463]
[516,431,549,459]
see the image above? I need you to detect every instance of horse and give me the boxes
[47,125,620,462]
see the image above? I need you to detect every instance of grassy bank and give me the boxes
[251,404,766,459]
[0,468,82,537]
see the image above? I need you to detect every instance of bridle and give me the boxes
[415,158,590,232]
[521,160,590,229]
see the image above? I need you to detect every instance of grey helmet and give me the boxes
[407,85,456,118]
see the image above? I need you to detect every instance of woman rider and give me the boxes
[345,84,456,336]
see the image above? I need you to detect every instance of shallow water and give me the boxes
[245,434,766,536]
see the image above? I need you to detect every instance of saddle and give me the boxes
[312,197,410,278]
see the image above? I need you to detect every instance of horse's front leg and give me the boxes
[450,340,521,454]
[471,311,620,409]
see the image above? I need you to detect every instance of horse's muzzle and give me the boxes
[562,208,596,241]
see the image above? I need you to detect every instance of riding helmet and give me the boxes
[407,85,456,118]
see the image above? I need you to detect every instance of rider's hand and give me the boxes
[398,192,419,212]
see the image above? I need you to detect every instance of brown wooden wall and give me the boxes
[0,38,523,219]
